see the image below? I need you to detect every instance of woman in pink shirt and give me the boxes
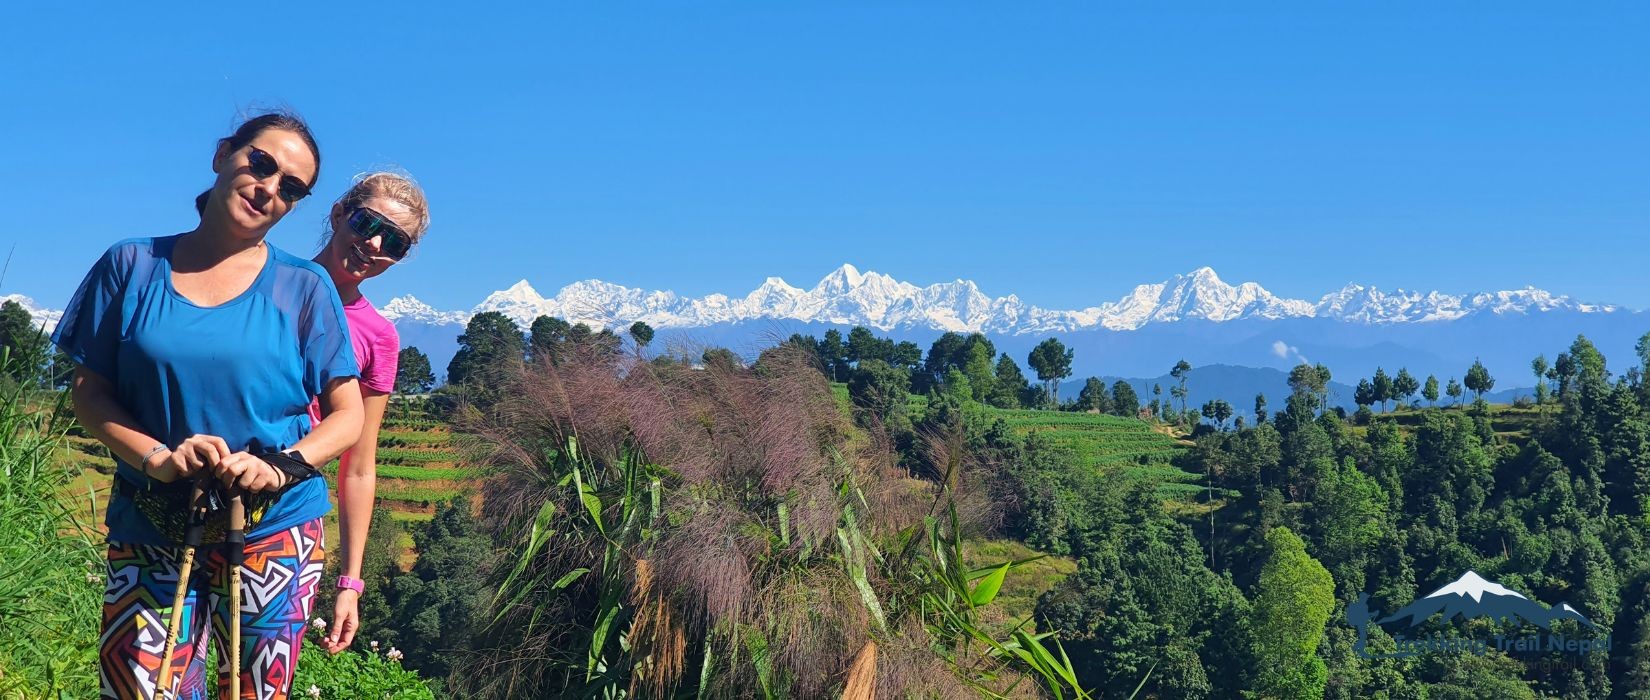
[308,172,430,653]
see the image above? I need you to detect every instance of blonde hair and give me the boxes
[327,170,431,247]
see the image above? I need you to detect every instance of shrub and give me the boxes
[291,629,436,699]
[451,342,1087,698]
[0,364,103,696]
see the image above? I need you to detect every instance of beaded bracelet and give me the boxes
[138,444,168,474]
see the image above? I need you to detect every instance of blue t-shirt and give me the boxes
[52,235,358,546]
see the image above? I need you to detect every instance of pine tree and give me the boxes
[990,354,1029,409]
[1171,360,1193,413]
[1464,359,1495,401]
[1354,379,1376,410]
[1372,368,1394,413]
[529,315,570,364]
[1393,368,1420,410]
[1532,354,1550,407]
[1077,377,1112,413]
[395,346,435,395]
[447,312,526,406]
[1028,338,1075,405]
[1110,380,1140,418]
[628,320,655,349]
[819,329,848,382]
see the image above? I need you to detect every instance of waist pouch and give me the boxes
[115,449,323,545]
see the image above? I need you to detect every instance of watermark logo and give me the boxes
[1348,570,1609,659]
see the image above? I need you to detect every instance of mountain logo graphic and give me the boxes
[1378,570,1597,630]
[1346,570,1603,659]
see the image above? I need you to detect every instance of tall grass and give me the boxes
[0,353,103,698]
[450,343,1093,698]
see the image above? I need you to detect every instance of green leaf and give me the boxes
[969,562,1011,607]
[777,502,791,546]
[587,600,620,679]
[551,567,590,590]
[837,526,888,632]
[744,628,776,700]
[492,499,558,611]
[1127,661,1156,700]
[572,465,605,536]
[697,637,715,696]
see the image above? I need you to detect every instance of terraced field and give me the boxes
[56,407,472,534]
[988,408,1203,496]
[357,411,472,521]
[826,382,1200,497]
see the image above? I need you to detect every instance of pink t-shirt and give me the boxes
[308,296,400,425]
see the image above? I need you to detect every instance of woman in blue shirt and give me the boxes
[54,112,365,700]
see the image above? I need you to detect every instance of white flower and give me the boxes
[311,617,327,631]
[307,685,321,698]
[370,640,379,651]
[386,647,403,662]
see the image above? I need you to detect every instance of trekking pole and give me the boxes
[226,493,246,699]
[157,478,209,700]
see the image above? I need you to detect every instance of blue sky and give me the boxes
[2,3,1646,312]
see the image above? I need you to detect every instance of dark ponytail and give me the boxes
[195,110,322,216]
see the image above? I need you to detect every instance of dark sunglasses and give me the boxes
[246,146,313,204]
[346,207,414,261]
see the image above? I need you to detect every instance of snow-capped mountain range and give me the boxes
[7,267,1641,388]
[374,264,1622,334]
[5,266,1624,336]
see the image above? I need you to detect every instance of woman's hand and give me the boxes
[156,434,232,480]
[325,591,360,654]
[211,451,288,493]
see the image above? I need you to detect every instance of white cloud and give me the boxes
[1272,339,1309,365]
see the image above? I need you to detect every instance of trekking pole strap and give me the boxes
[253,447,323,486]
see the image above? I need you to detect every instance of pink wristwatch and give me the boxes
[337,576,364,593]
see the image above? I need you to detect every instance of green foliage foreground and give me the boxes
[0,364,101,698]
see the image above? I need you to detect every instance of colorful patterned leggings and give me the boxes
[99,519,325,700]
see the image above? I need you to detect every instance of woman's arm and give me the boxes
[288,376,365,466]
[69,366,228,481]
[325,387,388,653]
[337,388,386,579]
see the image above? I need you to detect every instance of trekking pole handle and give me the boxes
[226,493,245,699]
[226,495,246,563]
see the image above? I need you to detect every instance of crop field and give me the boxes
[824,383,1201,497]
[56,406,473,541]
[372,411,471,510]
[1363,403,1543,437]
[989,408,1200,493]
